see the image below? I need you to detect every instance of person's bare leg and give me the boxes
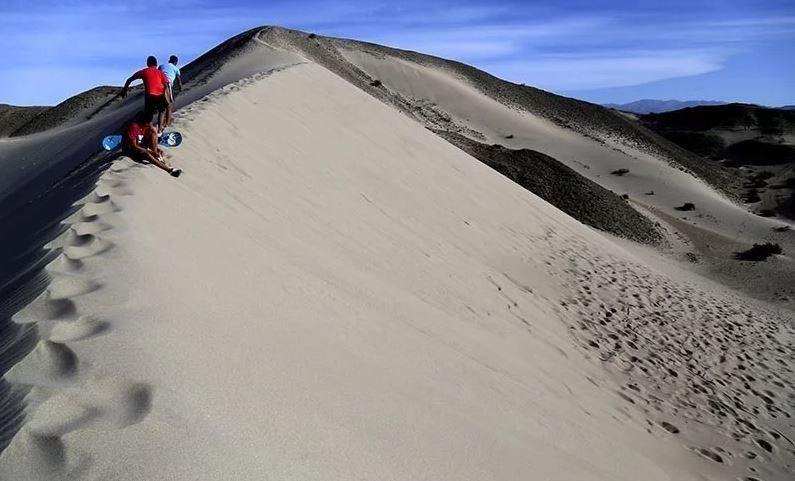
[164,86,174,127]
[145,151,174,173]
[143,128,178,175]
[155,145,165,158]
[157,110,167,133]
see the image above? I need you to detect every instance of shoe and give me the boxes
[170,168,182,178]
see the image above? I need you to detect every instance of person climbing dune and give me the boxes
[121,56,171,133]
[122,111,182,177]
[159,55,182,129]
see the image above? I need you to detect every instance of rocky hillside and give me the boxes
[0,104,48,137]
[640,104,795,219]
[438,131,663,245]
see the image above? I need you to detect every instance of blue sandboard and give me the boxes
[102,131,183,151]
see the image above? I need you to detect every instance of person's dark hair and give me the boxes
[147,56,157,67]
[169,55,178,65]
[135,111,153,124]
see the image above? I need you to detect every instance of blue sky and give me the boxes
[1,0,793,106]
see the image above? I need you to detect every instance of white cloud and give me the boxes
[361,17,609,60]
[486,50,727,90]
[701,16,795,28]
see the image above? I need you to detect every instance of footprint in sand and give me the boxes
[75,191,111,206]
[550,238,795,479]
[79,200,119,218]
[103,183,135,196]
[46,277,101,301]
[63,236,113,260]
[70,220,112,236]
[26,375,152,437]
[48,316,109,343]
[659,421,680,434]
[4,340,78,386]
[0,423,96,481]
[97,176,126,189]
[14,292,77,323]
[109,159,140,174]
[45,254,84,275]
[47,228,89,251]
[0,429,70,479]
[694,447,724,464]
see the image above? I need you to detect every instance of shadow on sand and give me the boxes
[0,150,116,453]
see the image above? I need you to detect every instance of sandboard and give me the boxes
[102,131,183,151]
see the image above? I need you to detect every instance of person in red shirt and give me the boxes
[122,111,182,177]
[121,56,171,132]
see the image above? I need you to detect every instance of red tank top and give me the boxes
[124,121,155,149]
[137,67,168,96]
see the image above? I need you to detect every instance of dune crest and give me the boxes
[0,26,792,481]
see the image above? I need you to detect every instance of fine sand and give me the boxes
[0,27,793,481]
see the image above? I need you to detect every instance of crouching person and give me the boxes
[122,112,182,177]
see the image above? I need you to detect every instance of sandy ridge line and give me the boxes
[171,61,309,125]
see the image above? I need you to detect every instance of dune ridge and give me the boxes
[0,26,792,481]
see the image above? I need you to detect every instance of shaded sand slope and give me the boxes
[2,62,793,481]
[0,33,302,212]
[0,33,304,456]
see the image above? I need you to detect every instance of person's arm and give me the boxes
[121,71,142,98]
[129,140,156,161]
[141,129,175,174]
[143,128,165,158]
[175,72,183,93]
[138,143,173,173]
[161,71,172,105]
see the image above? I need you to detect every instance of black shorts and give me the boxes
[121,145,147,162]
[144,94,167,118]
[122,138,154,162]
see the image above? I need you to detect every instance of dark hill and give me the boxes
[438,131,662,245]
[638,103,795,220]
[604,99,726,114]
[641,103,795,134]
[10,86,121,137]
[0,104,48,137]
[724,140,795,166]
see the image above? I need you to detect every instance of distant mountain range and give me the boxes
[604,99,795,114]
[603,99,727,114]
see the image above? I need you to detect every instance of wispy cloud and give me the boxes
[701,16,795,28]
[366,17,610,60]
[0,0,793,104]
[489,50,727,90]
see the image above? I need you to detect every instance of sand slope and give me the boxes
[1,59,793,481]
[247,27,794,306]
[1,27,794,481]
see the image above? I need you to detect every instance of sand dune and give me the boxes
[0,27,793,481]
[255,27,794,305]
